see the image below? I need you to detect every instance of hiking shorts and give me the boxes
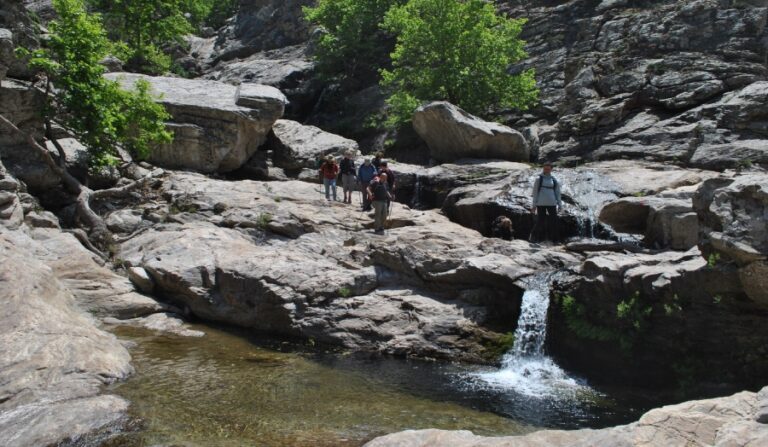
[342,174,356,193]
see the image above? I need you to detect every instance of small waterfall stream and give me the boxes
[472,274,588,398]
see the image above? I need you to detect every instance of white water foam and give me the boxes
[471,275,590,398]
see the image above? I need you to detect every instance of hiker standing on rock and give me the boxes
[531,162,562,242]
[357,158,377,211]
[367,173,392,234]
[377,161,397,195]
[340,151,356,204]
[319,155,340,201]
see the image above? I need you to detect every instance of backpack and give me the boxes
[537,175,557,194]
[371,181,389,201]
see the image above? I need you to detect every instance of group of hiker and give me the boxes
[320,152,562,241]
[318,151,396,234]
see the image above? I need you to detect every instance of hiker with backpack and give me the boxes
[319,155,340,201]
[357,158,377,211]
[340,151,356,204]
[367,173,392,234]
[531,162,562,242]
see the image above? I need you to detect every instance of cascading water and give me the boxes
[471,274,588,398]
[410,173,423,209]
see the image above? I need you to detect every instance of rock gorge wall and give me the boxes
[184,0,768,167]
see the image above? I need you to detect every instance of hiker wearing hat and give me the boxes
[340,151,357,204]
[367,173,392,234]
[357,158,377,211]
[319,155,340,201]
[531,162,562,242]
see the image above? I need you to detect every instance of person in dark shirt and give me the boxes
[367,174,392,234]
[339,151,356,204]
[372,152,384,170]
[377,161,396,194]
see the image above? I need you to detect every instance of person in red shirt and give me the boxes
[319,155,340,201]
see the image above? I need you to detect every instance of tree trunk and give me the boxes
[0,113,110,247]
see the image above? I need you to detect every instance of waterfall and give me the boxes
[472,274,587,398]
[410,174,423,209]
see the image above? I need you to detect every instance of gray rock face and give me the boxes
[693,172,768,306]
[267,119,360,171]
[0,79,51,190]
[549,246,768,387]
[0,230,133,447]
[115,171,580,362]
[599,196,698,250]
[502,1,768,166]
[413,102,530,162]
[0,28,12,82]
[365,386,768,447]
[210,0,312,63]
[106,73,287,173]
[694,172,767,265]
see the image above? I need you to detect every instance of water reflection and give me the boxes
[108,324,658,446]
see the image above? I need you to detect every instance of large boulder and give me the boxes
[106,73,287,173]
[599,196,698,250]
[266,119,360,171]
[0,231,133,447]
[365,386,768,447]
[693,172,768,306]
[413,102,530,162]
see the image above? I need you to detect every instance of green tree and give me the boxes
[303,0,405,80]
[88,0,194,73]
[2,0,171,245]
[380,0,538,126]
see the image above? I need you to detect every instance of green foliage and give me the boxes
[380,0,538,126]
[303,0,404,80]
[88,0,193,73]
[616,291,652,331]
[707,252,721,268]
[712,294,723,305]
[256,212,273,230]
[183,0,238,30]
[560,295,620,343]
[338,287,352,298]
[22,0,171,169]
[663,294,683,316]
[482,332,515,360]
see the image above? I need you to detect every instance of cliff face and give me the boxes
[498,0,768,168]
[191,0,768,167]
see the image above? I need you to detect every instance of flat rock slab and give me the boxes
[107,73,287,173]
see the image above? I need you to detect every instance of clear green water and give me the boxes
[107,324,654,447]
